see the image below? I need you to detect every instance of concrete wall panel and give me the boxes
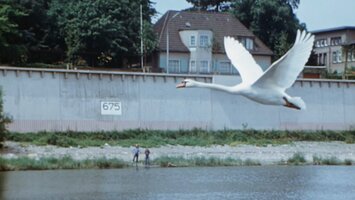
[1,67,354,132]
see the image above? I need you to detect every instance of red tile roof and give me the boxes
[154,10,273,56]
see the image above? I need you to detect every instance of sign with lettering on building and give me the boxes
[101,101,122,115]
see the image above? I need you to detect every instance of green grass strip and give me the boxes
[0,156,127,171]
[4,129,355,148]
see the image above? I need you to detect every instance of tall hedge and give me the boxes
[0,87,12,147]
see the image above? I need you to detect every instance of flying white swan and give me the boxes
[176,30,314,110]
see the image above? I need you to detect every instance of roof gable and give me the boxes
[153,11,273,56]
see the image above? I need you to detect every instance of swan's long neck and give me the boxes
[193,81,235,93]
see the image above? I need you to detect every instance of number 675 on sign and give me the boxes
[101,101,122,115]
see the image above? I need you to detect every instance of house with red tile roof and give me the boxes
[152,11,273,74]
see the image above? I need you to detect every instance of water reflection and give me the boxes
[0,166,354,200]
[0,172,6,200]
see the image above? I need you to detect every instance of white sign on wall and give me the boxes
[101,101,122,115]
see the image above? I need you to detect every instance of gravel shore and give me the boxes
[2,141,355,165]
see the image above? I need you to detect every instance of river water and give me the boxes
[1,166,354,200]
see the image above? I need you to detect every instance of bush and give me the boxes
[152,156,258,167]
[287,152,307,165]
[4,129,355,148]
[313,155,350,165]
[0,156,127,171]
[0,87,12,147]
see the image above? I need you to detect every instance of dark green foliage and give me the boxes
[185,0,304,59]
[50,0,157,67]
[5,129,355,148]
[0,156,127,171]
[0,1,28,64]
[0,88,12,147]
[0,0,157,67]
[231,0,305,59]
[152,156,260,167]
[287,152,306,165]
[313,155,352,165]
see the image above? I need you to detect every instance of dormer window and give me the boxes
[239,37,254,50]
[190,35,196,47]
[190,35,196,46]
[199,35,209,47]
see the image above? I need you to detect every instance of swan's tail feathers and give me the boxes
[284,97,306,110]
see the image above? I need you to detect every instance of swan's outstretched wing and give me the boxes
[253,30,314,89]
[224,36,263,84]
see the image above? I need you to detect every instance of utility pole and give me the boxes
[166,24,170,73]
[140,5,144,72]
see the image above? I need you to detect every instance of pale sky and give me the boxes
[151,0,355,31]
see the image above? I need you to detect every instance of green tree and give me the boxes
[0,5,15,45]
[0,87,12,147]
[231,0,305,59]
[135,20,157,66]
[185,0,304,59]
[0,2,27,64]
[49,0,156,67]
[13,0,63,63]
[0,0,62,65]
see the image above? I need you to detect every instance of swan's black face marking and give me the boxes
[283,97,300,110]
[176,80,187,88]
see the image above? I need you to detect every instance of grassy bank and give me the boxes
[154,156,261,167]
[0,153,352,171]
[283,153,353,166]
[0,156,259,171]
[0,156,127,171]
[5,129,355,148]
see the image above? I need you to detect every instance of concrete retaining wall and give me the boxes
[0,66,354,132]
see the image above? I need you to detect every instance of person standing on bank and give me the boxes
[132,144,140,163]
[144,148,150,166]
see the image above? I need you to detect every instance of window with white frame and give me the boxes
[199,60,209,73]
[318,54,323,65]
[245,38,254,50]
[219,61,231,74]
[190,35,196,46]
[347,51,352,62]
[239,37,254,50]
[190,60,197,73]
[332,50,342,63]
[199,35,209,47]
[323,53,327,65]
[337,50,342,63]
[350,50,354,61]
[332,51,337,64]
[320,39,327,47]
[317,53,327,65]
[315,40,320,48]
[316,39,328,47]
[330,37,341,46]
[168,60,180,73]
[323,39,328,46]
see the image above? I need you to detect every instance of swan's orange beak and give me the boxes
[176,81,186,88]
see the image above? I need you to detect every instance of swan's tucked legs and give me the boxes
[282,97,300,110]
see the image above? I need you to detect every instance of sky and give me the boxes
[151,0,355,31]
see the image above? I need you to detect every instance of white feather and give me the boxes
[224,36,263,85]
[253,30,315,90]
